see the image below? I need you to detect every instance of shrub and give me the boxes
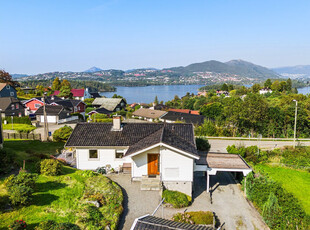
[5,172,37,206]
[52,125,73,142]
[172,211,214,225]
[0,148,14,174]
[195,137,211,151]
[40,159,62,176]
[162,190,191,208]
[8,220,27,230]
[35,220,80,230]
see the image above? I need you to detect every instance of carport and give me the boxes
[194,153,252,193]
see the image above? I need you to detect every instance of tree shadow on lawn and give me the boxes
[32,193,59,206]
[61,166,76,175]
[35,181,67,193]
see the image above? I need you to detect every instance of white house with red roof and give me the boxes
[52,88,91,101]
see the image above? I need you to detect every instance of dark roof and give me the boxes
[35,96,63,104]
[133,215,213,230]
[90,92,101,98]
[66,123,198,157]
[90,107,113,115]
[0,97,23,111]
[161,111,205,125]
[35,105,65,115]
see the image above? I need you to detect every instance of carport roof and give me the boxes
[196,152,251,169]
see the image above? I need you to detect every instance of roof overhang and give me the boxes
[125,142,199,160]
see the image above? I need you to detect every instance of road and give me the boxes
[208,139,310,152]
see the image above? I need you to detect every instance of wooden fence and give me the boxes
[3,132,41,140]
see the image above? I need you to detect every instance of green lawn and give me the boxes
[256,164,310,215]
[0,140,123,229]
[3,124,36,133]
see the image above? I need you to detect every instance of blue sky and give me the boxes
[0,0,309,74]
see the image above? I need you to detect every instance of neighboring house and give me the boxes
[23,98,45,114]
[51,99,86,115]
[19,87,36,94]
[259,87,272,94]
[35,105,71,124]
[0,83,17,98]
[52,88,91,100]
[88,107,113,116]
[66,118,199,196]
[0,97,25,117]
[197,91,207,97]
[160,111,205,125]
[216,90,229,97]
[92,98,127,112]
[168,108,200,115]
[132,108,167,122]
[131,215,213,230]
[89,92,101,99]
[23,96,63,115]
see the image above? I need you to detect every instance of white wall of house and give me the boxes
[160,147,194,182]
[76,148,130,170]
[38,115,57,123]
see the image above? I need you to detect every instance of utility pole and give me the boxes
[43,93,49,141]
[293,100,298,148]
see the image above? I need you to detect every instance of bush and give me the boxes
[35,220,80,230]
[0,148,14,174]
[52,125,73,142]
[5,172,37,206]
[172,211,214,225]
[226,145,268,164]
[8,220,27,230]
[195,137,210,151]
[78,170,97,178]
[40,159,62,176]
[162,190,191,208]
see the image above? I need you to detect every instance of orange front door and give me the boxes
[148,154,159,175]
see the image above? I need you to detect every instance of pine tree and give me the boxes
[154,96,159,105]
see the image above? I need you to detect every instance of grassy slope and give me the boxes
[0,140,123,229]
[256,165,310,215]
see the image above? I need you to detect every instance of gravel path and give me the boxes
[108,172,268,230]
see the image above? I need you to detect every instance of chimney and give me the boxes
[112,115,122,131]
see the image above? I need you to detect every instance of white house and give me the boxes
[65,117,199,196]
[259,87,272,94]
[65,117,252,197]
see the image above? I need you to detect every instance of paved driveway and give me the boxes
[107,174,161,230]
[108,173,268,230]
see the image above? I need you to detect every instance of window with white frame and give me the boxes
[89,150,98,159]
[11,104,15,110]
[115,150,124,159]
[6,85,10,89]
[10,92,14,96]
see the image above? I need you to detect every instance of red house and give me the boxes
[52,88,91,101]
[23,98,44,114]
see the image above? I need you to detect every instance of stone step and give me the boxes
[141,184,161,191]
